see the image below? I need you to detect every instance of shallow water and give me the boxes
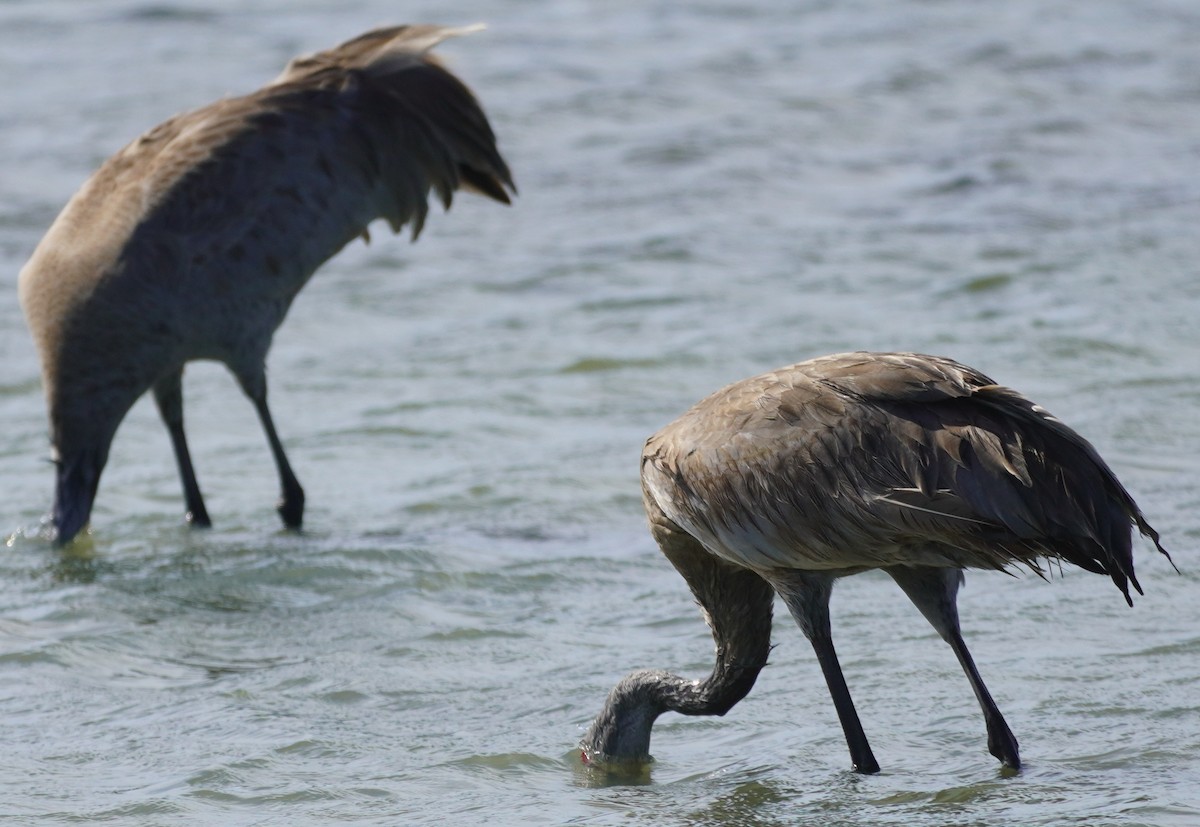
[2,0,1199,824]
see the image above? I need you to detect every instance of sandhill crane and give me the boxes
[19,25,515,545]
[582,351,1171,773]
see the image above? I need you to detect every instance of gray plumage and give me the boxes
[583,351,1171,773]
[19,25,515,545]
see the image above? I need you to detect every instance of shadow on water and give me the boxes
[46,545,112,586]
[3,522,117,586]
[677,779,793,827]
[565,734,1044,827]
[8,527,217,590]
[570,754,899,827]
[668,771,1032,827]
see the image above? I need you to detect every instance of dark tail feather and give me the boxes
[1061,501,1172,608]
[979,386,1173,605]
[1135,512,1176,570]
[460,164,512,204]
[370,55,515,231]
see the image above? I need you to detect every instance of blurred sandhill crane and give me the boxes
[582,351,1172,774]
[19,25,515,545]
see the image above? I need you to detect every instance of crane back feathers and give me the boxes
[642,352,1172,605]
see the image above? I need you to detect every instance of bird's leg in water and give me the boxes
[153,369,212,527]
[237,370,305,529]
[772,570,881,774]
[888,565,1020,769]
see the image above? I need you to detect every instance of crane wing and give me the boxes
[74,24,513,304]
[642,352,1169,603]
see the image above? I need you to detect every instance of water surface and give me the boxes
[1,1,1198,824]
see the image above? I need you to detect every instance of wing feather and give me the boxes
[641,352,1170,602]
[109,24,514,282]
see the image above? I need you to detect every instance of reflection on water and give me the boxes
[0,0,1198,824]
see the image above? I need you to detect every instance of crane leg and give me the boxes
[887,566,1021,769]
[235,369,305,529]
[772,570,881,774]
[153,369,212,528]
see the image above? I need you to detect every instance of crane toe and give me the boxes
[276,485,305,529]
[185,507,213,528]
[988,723,1020,769]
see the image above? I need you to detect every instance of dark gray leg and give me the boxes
[887,566,1020,769]
[772,570,880,774]
[236,369,304,529]
[153,370,211,528]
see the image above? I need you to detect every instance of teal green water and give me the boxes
[2,1,1198,824]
